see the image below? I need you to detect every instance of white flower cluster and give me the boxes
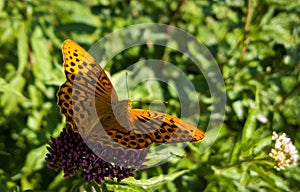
[269,132,298,170]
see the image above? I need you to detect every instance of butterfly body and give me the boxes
[57,39,205,150]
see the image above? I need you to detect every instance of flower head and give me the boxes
[269,132,298,171]
[45,126,147,184]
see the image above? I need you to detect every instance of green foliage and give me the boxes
[0,0,299,191]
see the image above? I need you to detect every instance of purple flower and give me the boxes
[45,126,147,184]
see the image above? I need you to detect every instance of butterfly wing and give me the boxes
[130,109,205,142]
[104,107,205,149]
[57,39,118,132]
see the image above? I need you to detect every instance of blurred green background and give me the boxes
[0,0,299,191]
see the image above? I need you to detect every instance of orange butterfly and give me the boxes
[57,39,205,149]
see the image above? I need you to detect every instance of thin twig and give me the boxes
[239,0,254,65]
[169,0,186,25]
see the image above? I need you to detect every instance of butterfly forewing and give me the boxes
[57,40,118,131]
[130,109,205,143]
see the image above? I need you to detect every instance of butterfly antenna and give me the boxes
[126,72,130,100]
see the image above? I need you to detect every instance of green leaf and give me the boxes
[17,22,28,75]
[21,145,48,189]
[0,75,26,115]
[119,170,189,191]
[241,88,260,144]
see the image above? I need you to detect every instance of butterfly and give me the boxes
[57,39,205,150]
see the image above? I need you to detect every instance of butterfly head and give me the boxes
[111,100,133,127]
[112,100,132,110]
